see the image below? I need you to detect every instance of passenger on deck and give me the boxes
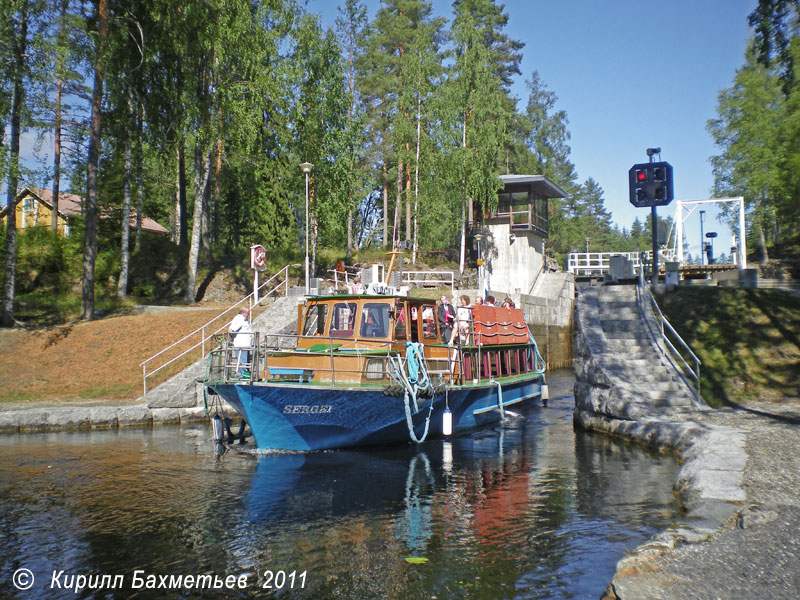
[502,297,515,309]
[437,295,456,344]
[485,295,496,306]
[348,276,365,294]
[451,294,472,345]
[229,307,253,375]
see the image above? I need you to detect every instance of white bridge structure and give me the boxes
[567,249,675,278]
[568,196,746,278]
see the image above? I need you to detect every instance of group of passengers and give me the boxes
[436,293,516,346]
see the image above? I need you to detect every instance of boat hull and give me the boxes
[212,375,544,451]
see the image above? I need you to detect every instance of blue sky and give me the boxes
[306,0,757,258]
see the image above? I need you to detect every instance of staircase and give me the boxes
[141,295,304,409]
[574,285,704,421]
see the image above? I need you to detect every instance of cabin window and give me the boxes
[497,190,529,227]
[359,302,390,338]
[330,302,357,337]
[302,303,329,336]
[409,306,419,342]
[421,304,437,339]
[394,303,407,340]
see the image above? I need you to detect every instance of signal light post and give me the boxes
[629,148,674,282]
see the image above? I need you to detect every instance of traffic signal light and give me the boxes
[628,161,673,207]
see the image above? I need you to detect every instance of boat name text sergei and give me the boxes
[282,405,334,415]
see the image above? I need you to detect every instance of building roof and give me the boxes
[1,186,168,234]
[499,174,567,199]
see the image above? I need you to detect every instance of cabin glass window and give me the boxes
[359,303,390,338]
[394,303,407,340]
[421,304,437,339]
[409,306,420,342]
[302,303,329,336]
[330,302,357,337]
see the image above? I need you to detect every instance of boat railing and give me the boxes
[208,324,544,390]
[140,265,290,395]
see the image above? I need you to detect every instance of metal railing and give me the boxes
[205,325,543,389]
[636,273,701,400]
[139,265,290,395]
[568,249,676,277]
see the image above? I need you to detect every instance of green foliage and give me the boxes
[658,287,800,406]
[8,0,732,320]
[709,38,800,260]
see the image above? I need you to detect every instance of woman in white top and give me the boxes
[451,294,472,345]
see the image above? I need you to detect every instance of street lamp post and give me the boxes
[300,162,314,295]
[699,210,706,266]
[474,233,484,299]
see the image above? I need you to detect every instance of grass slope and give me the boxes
[657,287,800,406]
[0,308,224,405]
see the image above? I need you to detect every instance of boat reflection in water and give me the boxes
[225,386,679,599]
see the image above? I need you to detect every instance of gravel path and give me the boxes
[610,400,800,599]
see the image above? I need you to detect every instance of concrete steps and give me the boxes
[142,295,304,409]
[575,284,699,414]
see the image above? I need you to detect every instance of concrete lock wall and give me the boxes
[484,223,545,296]
[486,271,575,370]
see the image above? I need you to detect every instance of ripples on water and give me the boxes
[0,371,679,599]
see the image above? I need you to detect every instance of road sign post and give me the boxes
[250,244,266,304]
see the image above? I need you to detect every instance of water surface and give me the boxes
[0,370,679,599]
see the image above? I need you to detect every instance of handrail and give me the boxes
[636,277,702,400]
[568,249,676,277]
[208,325,544,389]
[139,265,290,395]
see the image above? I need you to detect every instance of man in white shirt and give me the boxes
[229,307,253,375]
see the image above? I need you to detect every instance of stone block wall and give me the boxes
[485,271,575,370]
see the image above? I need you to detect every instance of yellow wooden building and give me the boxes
[0,186,168,237]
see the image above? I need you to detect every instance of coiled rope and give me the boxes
[388,342,435,443]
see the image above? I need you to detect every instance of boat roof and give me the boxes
[306,293,436,302]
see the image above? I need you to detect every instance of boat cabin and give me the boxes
[215,294,543,388]
[298,295,442,349]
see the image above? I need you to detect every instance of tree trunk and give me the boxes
[459,120,467,276]
[117,85,135,298]
[134,106,144,251]
[413,95,421,264]
[756,195,769,264]
[82,0,107,321]
[757,224,769,264]
[346,208,354,261]
[178,141,188,246]
[52,75,62,233]
[395,159,403,247]
[214,107,222,246]
[405,164,411,243]
[171,147,179,243]
[201,170,211,257]
[2,4,28,327]
[184,144,212,303]
[382,161,389,249]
